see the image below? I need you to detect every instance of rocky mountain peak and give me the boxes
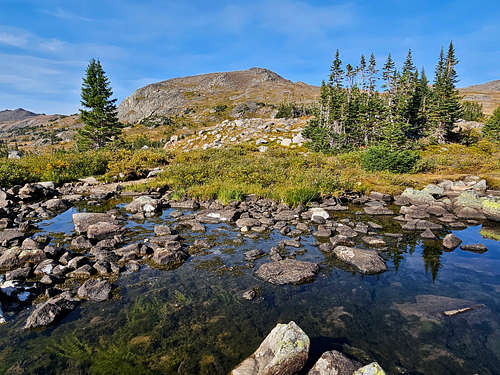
[117,68,318,124]
[0,108,39,124]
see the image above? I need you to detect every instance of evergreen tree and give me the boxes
[77,58,122,150]
[483,104,500,141]
[329,50,344,88]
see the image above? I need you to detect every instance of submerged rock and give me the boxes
[460,243,488,253]
[77,278,112,302]
[24,291,79,329]
[256,259,319,285]
[231,321,309,375]
[308,350,361,375]
[332,246,387,274]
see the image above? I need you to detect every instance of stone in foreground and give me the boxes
[255,259,319,285]
[353,362,386,375]
[72,213,115,234]
[77,278,112,302]
[460,243,488,253]
[232,321,309,375]
[442,233,462,250]
[24,291,79,329]
[333,246,387,274]
[308,350,361,375]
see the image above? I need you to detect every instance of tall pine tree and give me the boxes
[77,58,122,150]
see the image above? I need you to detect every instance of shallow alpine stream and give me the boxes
[0,198,499,375]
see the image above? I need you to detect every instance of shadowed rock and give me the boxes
[24,291,79,329]
[308,350,361,375]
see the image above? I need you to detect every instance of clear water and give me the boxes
[0,201,499,375]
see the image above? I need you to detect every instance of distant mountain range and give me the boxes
[0,108,40,123]
[2,70,499,139]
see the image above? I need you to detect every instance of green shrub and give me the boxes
[280,186,320,207]
[362,144,420,173]
[461,101,484,121]
[483,104,500,142]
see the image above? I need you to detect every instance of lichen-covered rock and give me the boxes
[481,198,500,222]
[332,246,387,274]
[255,259,319,285]
[455,190,482,209]
[308,350,361,375]
[401,188,435,205]
[231,321,310,375]
[353,362,386,375]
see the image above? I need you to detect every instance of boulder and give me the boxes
[443,233,462,250]
[0,230,25,247]
[24,291,79,329]
[256,259,319,285]
[231,321,309,375]
[332,246,387,274]
[353,362,386,375]
[0,248,21,269]
[310,207,329,221]
[125,196,161,214]
[72,213,115,234]
[308,350,361,375]
[401,188,435,205]
[153,247,189,267]
[77,278,112,302]
[422,184,444,197]
[460,243,487,253]
[43,198,69,211]
[87,222,122,241]
[481,198,500,222]
[236,218,261,228]
[455,190,482,209]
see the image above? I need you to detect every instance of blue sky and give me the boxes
[1,0,499,114]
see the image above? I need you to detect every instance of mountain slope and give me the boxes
[460,80,500,115]
[0,108,39,124]
[118,67,320,124]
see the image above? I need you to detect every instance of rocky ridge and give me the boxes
[118,67,320,124]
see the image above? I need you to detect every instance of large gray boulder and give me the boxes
[125,196,161,214]
[231,321,310,375]
[401,188,435,205]
[87,222,122,241]
[24,291,79,329]
[152,246,189,268]
[255,259,319,285]
[77,278,112,302]
[332,246,387,274]
[72,213,115,234]
[308,350,361,375]
[0,230,25,247]
[481,198,500,222]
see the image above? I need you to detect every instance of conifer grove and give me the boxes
[303,41,464,153]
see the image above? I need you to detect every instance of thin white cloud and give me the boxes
[42,7,94,22]
[0,31,28,47]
